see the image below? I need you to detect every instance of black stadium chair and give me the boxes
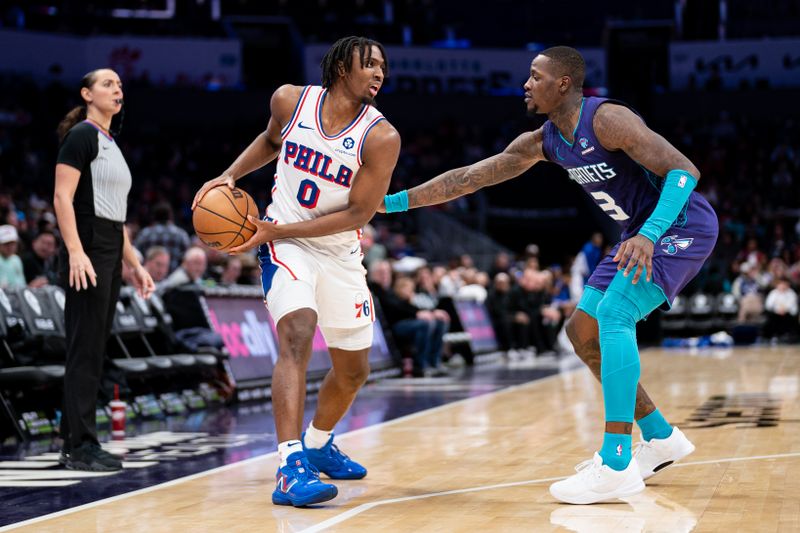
[0,288,65,441]
[660,294,689,334]
[714,292,739,331]
[125,289,217,369]
[688,293,715,335]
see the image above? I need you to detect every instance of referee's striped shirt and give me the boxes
[57,120,131,222]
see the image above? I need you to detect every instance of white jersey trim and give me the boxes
[280,86,312,140]
[313,89,370,140]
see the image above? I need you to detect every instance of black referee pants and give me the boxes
[60,217,123,450]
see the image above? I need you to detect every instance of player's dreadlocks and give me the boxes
[320,36,389,89]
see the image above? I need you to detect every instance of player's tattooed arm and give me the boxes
[593,103,700,180]
[406,129,545,209]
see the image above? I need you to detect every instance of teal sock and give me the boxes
[637,409,673,441]
[599,432,631,471]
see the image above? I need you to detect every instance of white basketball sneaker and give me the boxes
[549,453,645,504]
[634,426,695,480]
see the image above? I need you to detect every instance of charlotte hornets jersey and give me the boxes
[541,97,716,240]
[268,85,385,258]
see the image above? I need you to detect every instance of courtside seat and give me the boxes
[661,295,689,333]
[111,358,149,374]
[194,354,219,366]
[167,354,197,367]
[688,293,715,335]
[124,289,210,368]
[714,293,739,331]
[142,356,174,371]
[0,365,65,385]
[1,287,66,364]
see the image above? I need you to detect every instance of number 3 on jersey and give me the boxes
[297,179,320,209]
[590,191,630,221]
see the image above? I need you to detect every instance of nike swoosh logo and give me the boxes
[102,145,110,150]
[555,145,565,161]
[297,122,313,130]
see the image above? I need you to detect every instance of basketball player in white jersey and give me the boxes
[193,36,400,507]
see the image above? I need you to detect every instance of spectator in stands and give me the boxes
[569,234,603,300]
[488,251,512,280]
[732,262,765,323]
[0,224,26,288]
[159,247,211,333]
[21,230,58,287]
[486,272,527,355]
[511,268,556,355]
[763,278,798,342]
[392,276,449,375]
[219,256,242,286]
[736,237,766,269]
[412,266,441,310]
[142,245,170,283]
[133,202,191,273]
[368,261,447,377]
[360,223,387,269]
[456,267,489,303]
[158,246,207,293]
[435,265,463,298]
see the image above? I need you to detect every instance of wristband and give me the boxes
[384,190,409,213]
[638,169,697,243]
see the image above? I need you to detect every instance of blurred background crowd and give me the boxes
[1,0,799,370]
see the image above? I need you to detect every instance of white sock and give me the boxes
[278,440,302,467]
[303,422,333,450]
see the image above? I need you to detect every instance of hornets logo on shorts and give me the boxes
[661,235,694,255]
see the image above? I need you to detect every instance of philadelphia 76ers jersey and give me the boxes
[541,97,717,241]
[267,85,385,259]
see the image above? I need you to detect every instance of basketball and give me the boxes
[192,186,259,252]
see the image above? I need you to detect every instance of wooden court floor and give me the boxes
[5,345,800,532]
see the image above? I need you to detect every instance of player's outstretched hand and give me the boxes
[228,215,278,255]
[613,234,654,285]
[192,174,235,210]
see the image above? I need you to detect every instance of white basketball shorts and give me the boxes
[257,239,375,347]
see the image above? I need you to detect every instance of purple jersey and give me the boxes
[541,97,719,307]
[541,97,716,240]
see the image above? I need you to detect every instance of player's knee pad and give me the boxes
[596,288,641,381]
[320,323,373,351]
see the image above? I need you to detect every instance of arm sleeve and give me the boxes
[57,124,98,171]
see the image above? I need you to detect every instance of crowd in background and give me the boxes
[1,74,799,358]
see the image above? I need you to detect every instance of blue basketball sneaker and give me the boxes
[302,432,367,479]
[272,451,338,507]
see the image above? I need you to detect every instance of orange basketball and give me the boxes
[193,186,259,252]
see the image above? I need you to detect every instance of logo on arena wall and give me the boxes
[343,137,355,150]
[207,308,277,361]
[661,235,694,255]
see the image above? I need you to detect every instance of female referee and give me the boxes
[54,68,155,471]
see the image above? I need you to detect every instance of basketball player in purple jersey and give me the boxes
[383,46,718,504]
[193,37,400,507]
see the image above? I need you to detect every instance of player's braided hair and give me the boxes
[540,46,585,90]
[321,36,389,89]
